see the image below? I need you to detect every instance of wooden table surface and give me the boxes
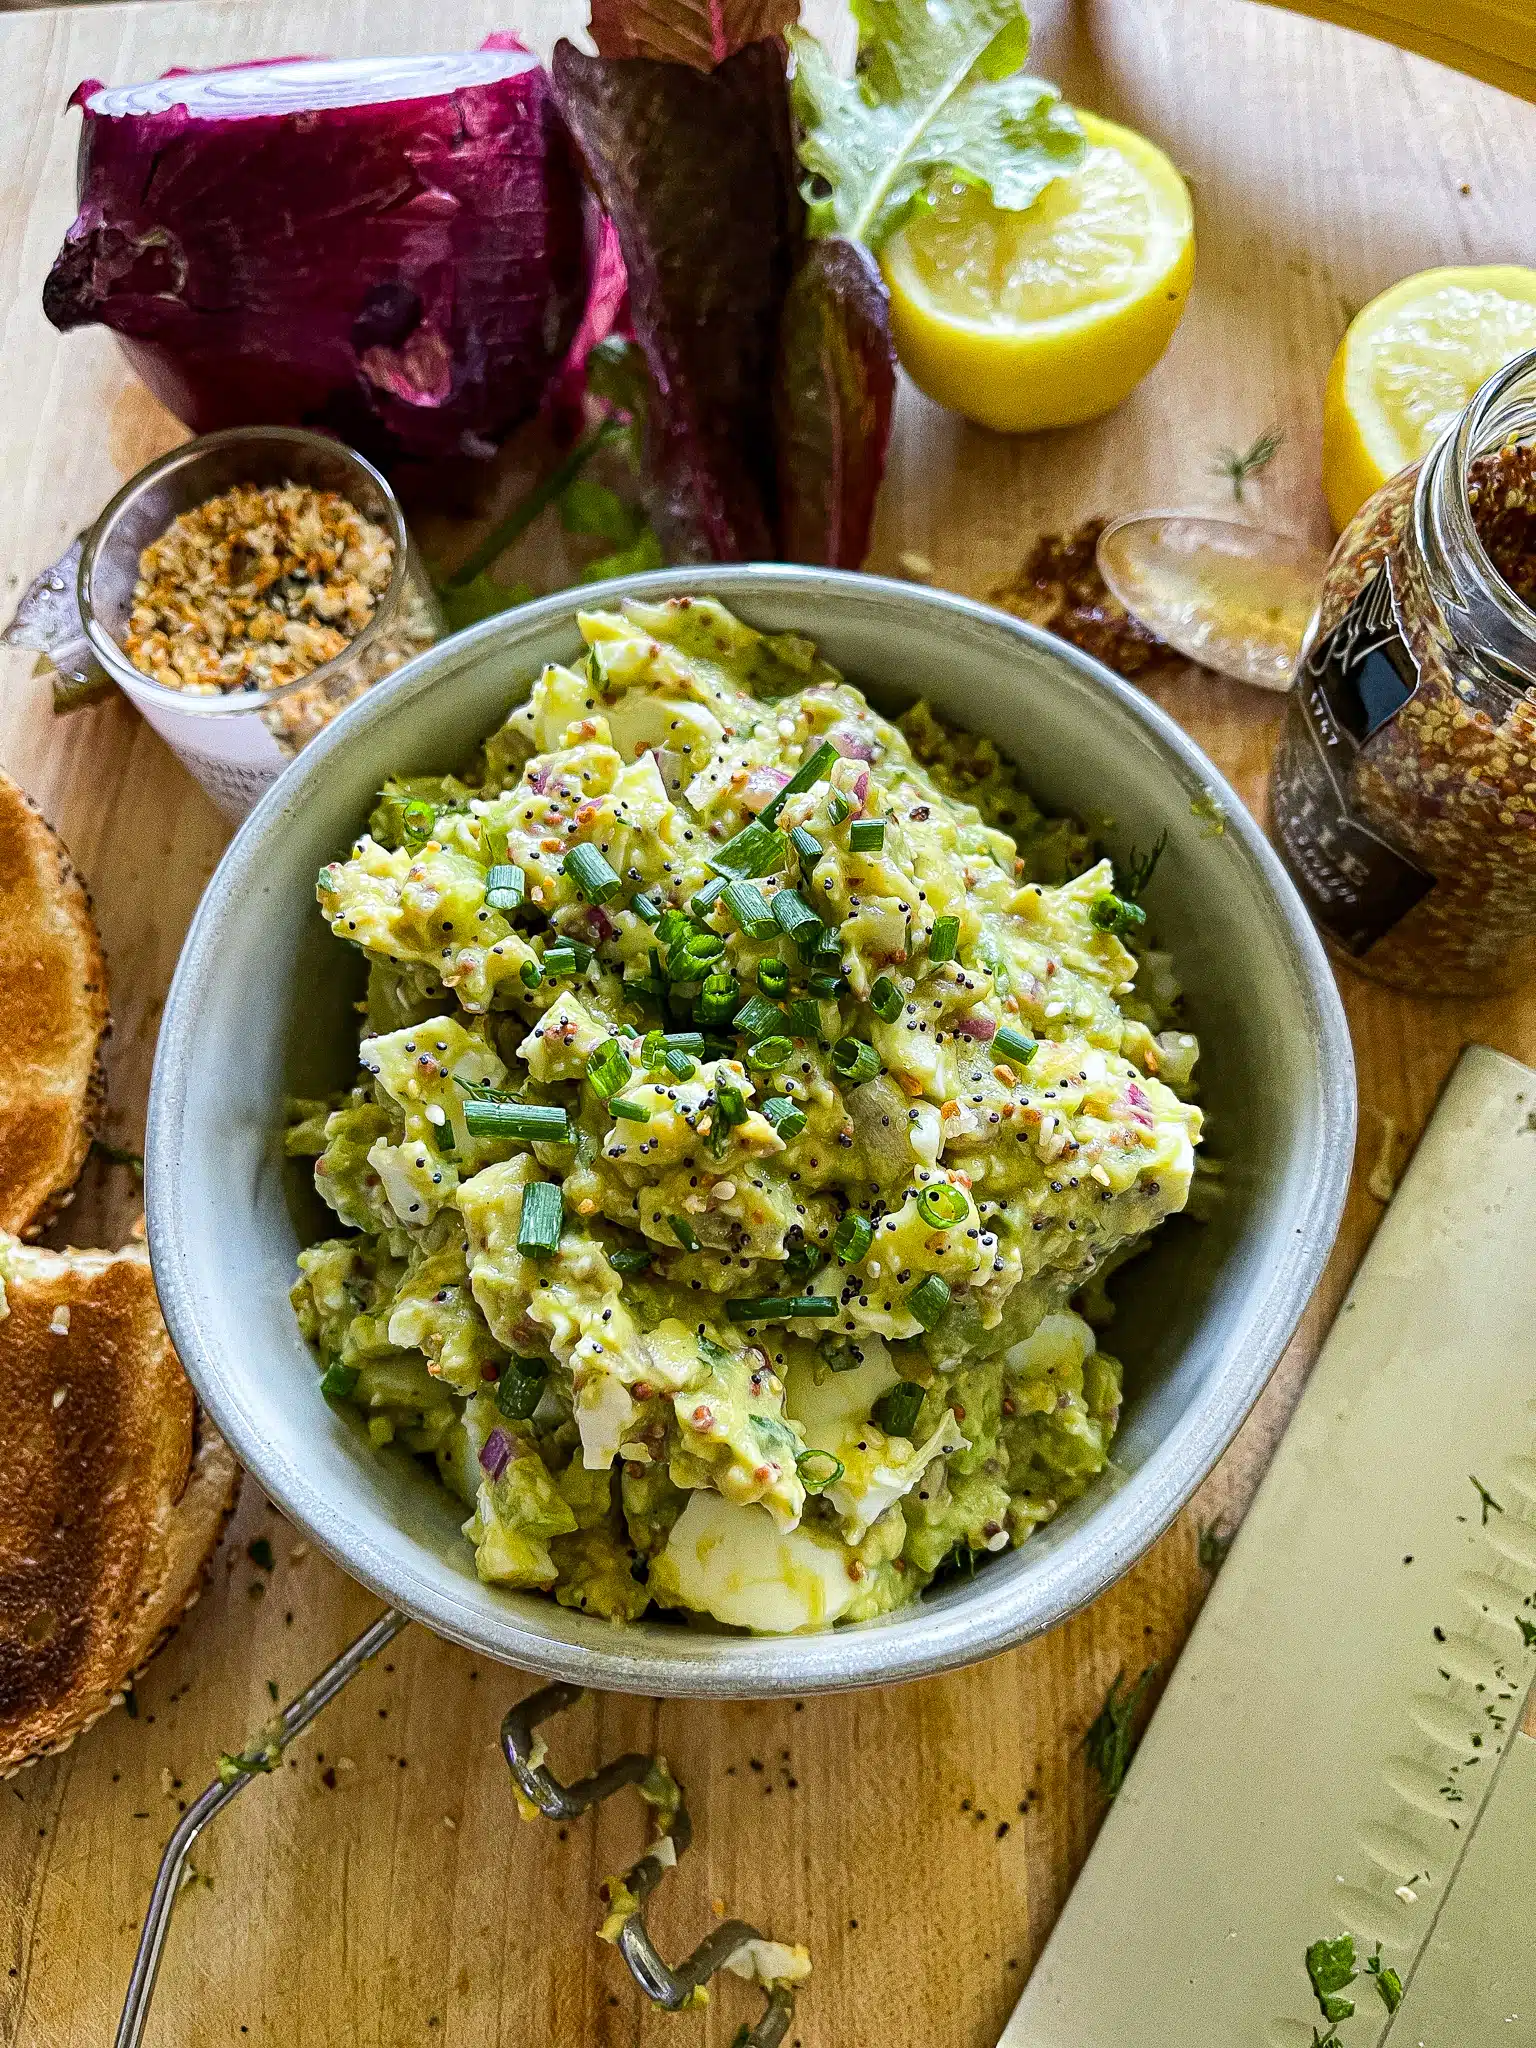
[4,2,1536,2043]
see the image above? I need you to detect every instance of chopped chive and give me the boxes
[733,992,784,1041]
[517,1182,564,1258]
[484,862,524,911]
[710,819,787,879]
[870,976,903,1023]
[747,1035,793,1070]
[401,799,436,849]
[761,1096,808,1140]
[905,1273,952,1331]
[833,1212,873,1263]
[608,1246,652,1275]
[563,843,622,904]
[756,957,791,998]
[917,1184,969,1228]
[630,888,664,924]
[586,1037,634,1098]
[691,876,728,917]
[464,1100,572,1144]
[520,959,544,990]
[848,818,885,853]
[770,889,821,944]
[1090,892,1148,935]
[994,1025,1038,1065]
[669,1215,702,1252]
[663,1048,697,1081]
[696,972,740,1025]
[319,1361,359,1400]
[873,1380,925,1436]
[827,792,850,826]
[721,881,778,939]
[496,1355,548,1421]
[608,1096,652,1123]
[790,825,823,868]
[757,740,841,826]
[725,1295,837,1323]
[832,1037,880,1085]
[796,1448,845,1493]
[928,916,959,964]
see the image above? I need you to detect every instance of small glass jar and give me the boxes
[1269,349,1536,995]
[75,426,442,820]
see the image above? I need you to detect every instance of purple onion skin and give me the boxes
[43,47,591,468]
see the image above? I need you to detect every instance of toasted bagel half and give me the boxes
[0,1236,238,1774]
[0,772,110,1236]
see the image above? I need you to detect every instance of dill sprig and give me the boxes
[1082,1664,1158,1799]
[1118,827,1169,901]
[1212,426,1284,501]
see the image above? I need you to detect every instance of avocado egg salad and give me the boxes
[288,597,1203,1634]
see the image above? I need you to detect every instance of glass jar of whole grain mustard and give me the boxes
[1270,349,1536,994]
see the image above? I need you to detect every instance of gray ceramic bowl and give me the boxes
[147,566,1354,1697]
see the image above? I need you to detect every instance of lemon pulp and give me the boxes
[881,110,1195,434]
[1322,265,1536,530]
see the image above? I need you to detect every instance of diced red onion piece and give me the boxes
[828,724,876,762]
[587,906,617,943]
[955,1013,996,1042]
[479,1427,512,1479]
[742,766,790,813]
[529,764,550,795]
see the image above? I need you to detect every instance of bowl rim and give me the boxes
[147,563,1355,1696]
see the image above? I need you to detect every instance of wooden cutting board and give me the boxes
[3,2,1536,2044]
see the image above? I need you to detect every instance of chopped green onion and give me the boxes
[316,866,337,895]
[833,1212,873,1263]
[608,1096,651,1123]
[747,1035,792,1070]
[807,972,846,999]
[608,1246,652,1275]
[519,959,544,989]
[496,1356,548,1421]
[624,971,667,1007]
[786,997,824,1041]
[517,1182,564,1258]
[481,818,510,865]
[827,792,850,826]
[905,1274,952,1331]
[770,889,821,945]
[655,909,693,948]
[563,843,622,904]
[541,948,578,978]
[928,916,959,964]
[811,920,844,961]
[643,1029,703,1066]
[484,862,524,911]
[401,799,436,850]
[431,1117,456,1156]
[873,1380,925,1436]
[917,1184,969,1228]
[758,740,840,825]
[319,1361,359,1400]
[668,930,725,980]
[761,1096,808,1140]
[710,819,787,880]
[994,1025,1038,1066]
[1090,892,1148,935]
[870,976,904,1023]
[848,818,885,853]
[790,825,823,868]
[715,1083,749,1128]
[796,1448,845,1493]
[630,888,664,924]
[668,1215,701,1252]
[691,876,728,917]
[720,881,778,939]
[465,1100,571,1145]
[586,1037,634,1099]
[696,973,740,1025]
[756,957,791,998]
[663,1048,697,1081]
[726,1295,837,1323]
[733,992,784,1041]
[832,1037,880,1085]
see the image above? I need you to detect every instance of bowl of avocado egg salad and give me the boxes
[148,566,1353,1695]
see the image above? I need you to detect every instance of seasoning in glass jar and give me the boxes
[1269,349,1536,994]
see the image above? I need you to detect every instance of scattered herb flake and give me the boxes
[1082,1665,1158,1799]
[1197,1520,1232,1575]
[1471,1474,1504,1524]
[1305,1934,1357,2023]
[1212,426,1283,502]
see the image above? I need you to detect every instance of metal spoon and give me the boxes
[1096,512,1330,692]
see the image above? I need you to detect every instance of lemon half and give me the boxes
[1322,265,1536,530]
[880,110,1195,434]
